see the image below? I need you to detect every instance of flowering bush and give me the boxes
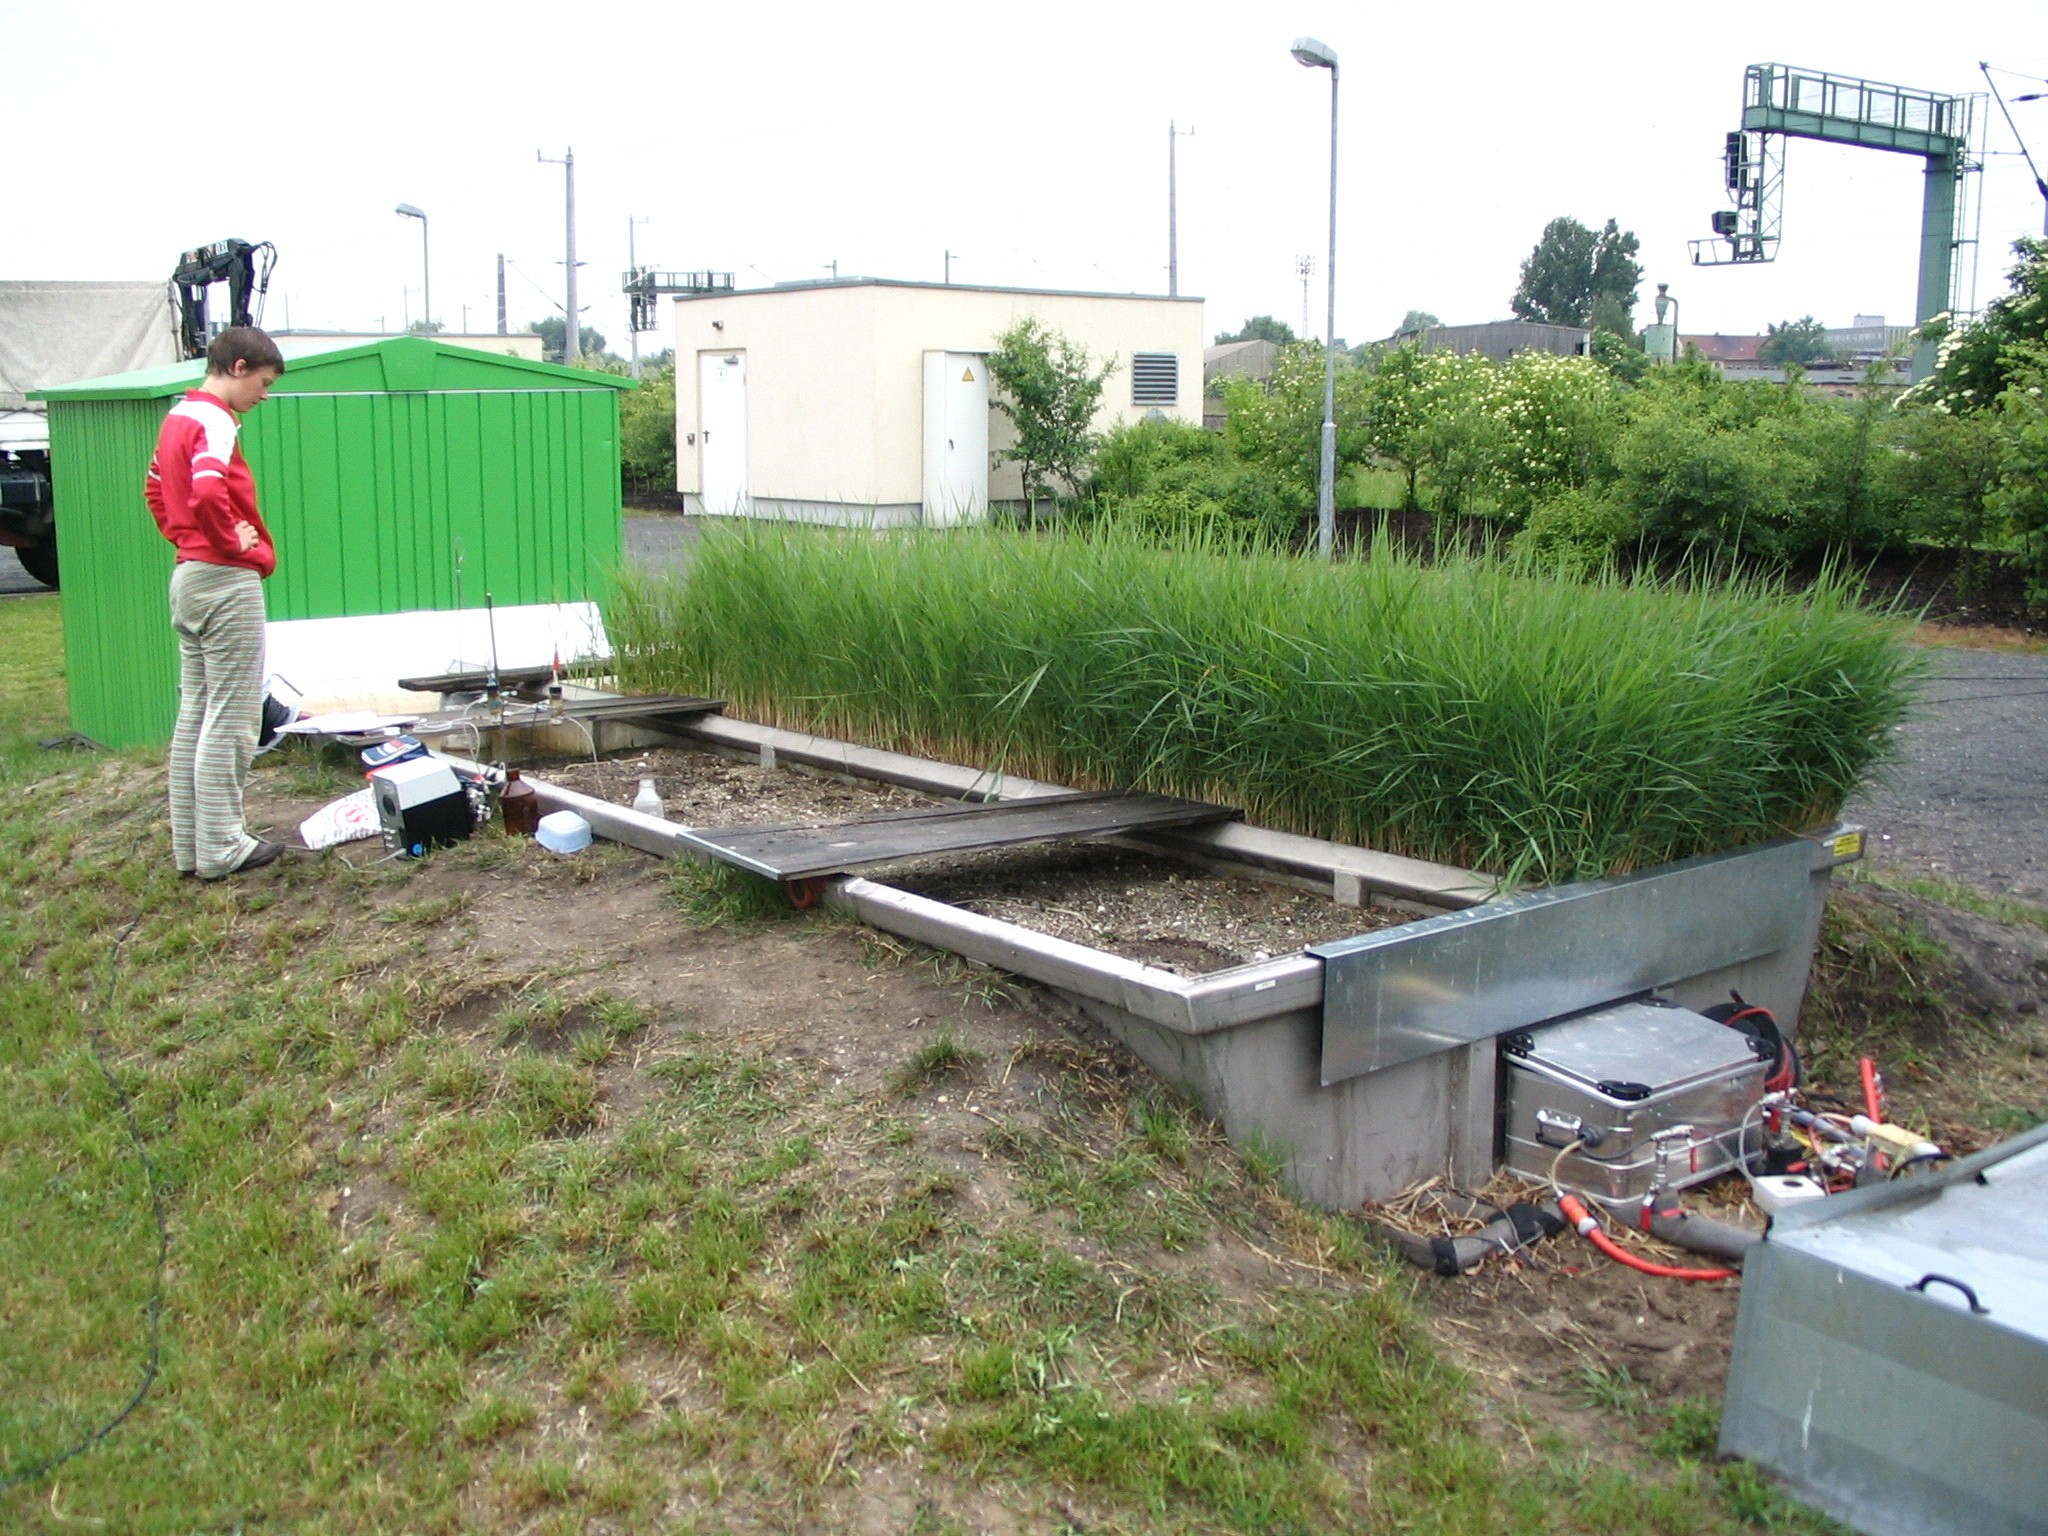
[1485,351,1621,516]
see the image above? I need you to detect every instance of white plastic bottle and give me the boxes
[632,777,665,820]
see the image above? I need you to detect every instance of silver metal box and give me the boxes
[1501,999,1767,1203]
[1720,1124,2048,1536]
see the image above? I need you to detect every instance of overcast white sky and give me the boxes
[3,0,2043,357]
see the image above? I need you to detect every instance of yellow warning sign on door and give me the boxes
[961,368,974,381]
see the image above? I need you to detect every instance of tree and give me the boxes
[1214,315,1295,345]
[1914,237,2048,413]
[1223,343,1373,510]
[1394,309,1441,336]
[619,364,676,495]
[984,319,1115,517]
[405,318,446,335]
[1363,345,1500,511]
[1758,316,1837,367]
[525,318,612,367]
[1511,217,1643,330]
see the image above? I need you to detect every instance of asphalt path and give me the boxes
[1843,647,2048,906]
[0,545,48,597]
[622,512,699,578]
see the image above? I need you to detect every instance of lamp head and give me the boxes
[395,203,426,220]
[1291,36,1337,70]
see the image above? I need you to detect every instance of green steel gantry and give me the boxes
[1692,64,1981,381]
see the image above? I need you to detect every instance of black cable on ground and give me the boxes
[2,914,167,1493]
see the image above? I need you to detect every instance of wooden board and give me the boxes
[383,695,724,739]
[398,663,559,694]
[678,791,1238,881]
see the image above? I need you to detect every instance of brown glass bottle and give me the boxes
[500,769,541,836]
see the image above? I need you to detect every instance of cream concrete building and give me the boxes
[669,278,1203,524]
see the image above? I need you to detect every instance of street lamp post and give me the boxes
[1292,36,1340,560]
[395,204,429,333]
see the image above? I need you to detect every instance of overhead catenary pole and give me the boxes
[496,253,507,334]
[1168,121,1194,297]
[1293,37,1340,560]
[538,148,579,365]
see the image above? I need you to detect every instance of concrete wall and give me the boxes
[669,280,1203,514]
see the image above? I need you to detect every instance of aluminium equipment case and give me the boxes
[1501,999,1769,1204]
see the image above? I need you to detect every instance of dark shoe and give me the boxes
[231,839,286,876]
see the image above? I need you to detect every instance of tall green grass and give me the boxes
[611,525,1914,882]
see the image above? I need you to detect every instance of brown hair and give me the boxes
[205,326,286,377]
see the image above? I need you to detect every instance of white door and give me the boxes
[698,351,749,516]
[922,350,988,525]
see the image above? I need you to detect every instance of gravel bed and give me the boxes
[536,745,1408,974]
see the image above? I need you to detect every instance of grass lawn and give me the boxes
[1,593,1854,1533]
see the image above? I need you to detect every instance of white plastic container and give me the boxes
[534,809,592,854]
[632,777,665,819]
[1751,1174,1829,1215]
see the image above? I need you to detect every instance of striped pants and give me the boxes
[167,561,267,878]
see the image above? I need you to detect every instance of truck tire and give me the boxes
[17,539,58,589]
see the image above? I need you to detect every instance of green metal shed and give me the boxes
[32,336,633,749]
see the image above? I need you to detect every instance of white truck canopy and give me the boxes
[0,280,178,446]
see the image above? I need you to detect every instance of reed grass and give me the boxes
[610,524,1915,882]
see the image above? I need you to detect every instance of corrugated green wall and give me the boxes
[46,399,182,752]
[243,390,622,619]
[49,385,623,749]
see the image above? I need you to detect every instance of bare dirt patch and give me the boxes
[538,741,1411,972]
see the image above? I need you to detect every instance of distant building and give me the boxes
[1681,316,1911,396]
[1382,320,1593,362]
[667,278,1202,524]
[1682,333,1766,364]
[1201,339,1280,429]
[1826,315,1914,362]
[1204,339,1279,386]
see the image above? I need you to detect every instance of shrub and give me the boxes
[1087,419,1303,545]
[1994,349,2048,604]
[1486,351,1621,519]
[619,365,676,494]
[612,522,1915,883]
[1222,344,1373,506]
[1361,345,1503,513]
[1872,404,2003,550]
[1089,418,1223,501]
[1513,485,1641,572]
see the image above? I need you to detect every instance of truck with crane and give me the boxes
[0,239,273,588]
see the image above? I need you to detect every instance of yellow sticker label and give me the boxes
[1831,831,1863,858]
[962,368,974,381]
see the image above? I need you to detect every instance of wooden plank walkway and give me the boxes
[678,791,1239,881]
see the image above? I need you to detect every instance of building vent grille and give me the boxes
[1131,352,1179,405]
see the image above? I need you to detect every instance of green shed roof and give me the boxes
[29,334,637,401]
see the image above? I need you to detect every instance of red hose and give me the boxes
[1860,1057,1884,1121]
[1557,1194,1739,1281]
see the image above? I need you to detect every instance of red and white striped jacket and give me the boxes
[144,390,276,577]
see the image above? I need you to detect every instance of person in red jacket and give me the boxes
[145,327,288,878]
